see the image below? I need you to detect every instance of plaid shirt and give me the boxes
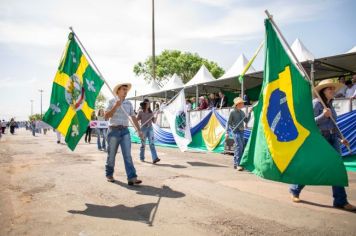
[106,98,135,127]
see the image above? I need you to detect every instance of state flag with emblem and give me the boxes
[43,33,104,150]
[162,89,192,152]
[240,19,348,186]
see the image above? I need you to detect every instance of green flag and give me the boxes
[240,19,348,186]
[43,33,104,151]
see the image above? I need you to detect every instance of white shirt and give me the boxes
[345,84,356,98]
[335,85,347,97]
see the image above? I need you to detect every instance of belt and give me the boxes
[110,125,128,130]
[320,128,338,135]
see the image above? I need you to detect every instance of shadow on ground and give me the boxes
[187,161,228,168]
[68,203,156,224]
[113,181,186,198]
[68,183,185,224]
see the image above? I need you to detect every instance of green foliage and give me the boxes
[133,50,225,84]
[95,92,107,110]
[29,113,42,121]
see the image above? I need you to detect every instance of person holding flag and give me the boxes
[226,97,251,170]
[289,79,355,211]
[137,100,160,164]
[104,83,144,185]
[240,12,350,192]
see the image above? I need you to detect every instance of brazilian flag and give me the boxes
[240,19,348,186]
[43,33,104,150]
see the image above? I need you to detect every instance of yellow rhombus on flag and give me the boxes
[43,33,104,150]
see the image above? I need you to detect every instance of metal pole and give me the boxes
[39,89,44,119]
[265,10,352,153]
[134,90,137,112]
[241,78,244,99]
[196,85,199,110]
[69,27,140,133]
[310,60,315,86]
[30,100,34,116]
[152,0,156,81]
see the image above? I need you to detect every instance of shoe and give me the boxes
[233,165,237,169]
[291,195,301,203]
[140,159,145,162]
[153,158,161,164]
[57,141,60,144]
[335,203,356,212]
[106,176,115,182]
[128,178,142,186]
[237,166,244,171]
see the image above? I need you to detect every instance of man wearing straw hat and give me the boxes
[226,97,252,171]
[104,82,144,185]
[289,79,355,211]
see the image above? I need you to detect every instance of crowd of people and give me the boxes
[0,118,26,137]
[335,75,356,99]
[185,91,230,111]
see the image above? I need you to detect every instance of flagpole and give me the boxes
[69,27,140,134]
[264,10,352,154]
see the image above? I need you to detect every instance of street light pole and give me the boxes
[30,100,34,116]
[39,89,44,119]
[152,0,156,81]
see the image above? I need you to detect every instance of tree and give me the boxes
[95,92,107,110]
[133,50,225,84]
[29,113,42,121]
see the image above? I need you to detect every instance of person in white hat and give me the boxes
[290,79,355,211]
[104,82,144,185]
[225,97,252,171]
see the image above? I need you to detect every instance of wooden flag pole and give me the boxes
[264,11,352,154]
[69,27,140,134]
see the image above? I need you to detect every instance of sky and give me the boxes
[0,0,355,120]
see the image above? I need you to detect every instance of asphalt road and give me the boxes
[1,129,355,236]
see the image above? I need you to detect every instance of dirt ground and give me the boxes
[0,129,356,236]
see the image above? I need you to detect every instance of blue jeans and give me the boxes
[31,126,36,136]
[233,131,245,166]
[140,126,158,161]
[96,128,107,150]
[289,133,348,207]
[105,128,137,180]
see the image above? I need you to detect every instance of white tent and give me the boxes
[219,53,255,80]
[161,73,184,91]
[291,38,315,62]
[135,77,161,96]
[346,46,356,54]
[185,64,216,87]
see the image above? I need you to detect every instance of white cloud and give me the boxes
[0,0,344,120]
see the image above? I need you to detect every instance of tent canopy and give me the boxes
[219,53,256,80]
[128,51,356,101]
[291,38,315,62]
[185,64,216,87]
[161,73,184,91]
[135,77,161,96]
[347,46,356,54]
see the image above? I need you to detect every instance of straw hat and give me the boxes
[314,79,343,94]
[113,82,132,95]
[233,97,244,106]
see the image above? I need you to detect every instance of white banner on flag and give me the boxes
[90,121,109,129]
[162,89,192,151]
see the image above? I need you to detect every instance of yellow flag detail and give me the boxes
[202,113,225,151]
[57,106,76,136]
[261,66,310,173]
